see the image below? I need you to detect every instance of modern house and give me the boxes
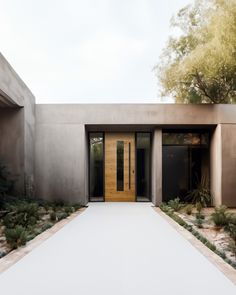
[0,53,236,207]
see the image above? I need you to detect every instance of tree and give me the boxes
[156,0,236,104]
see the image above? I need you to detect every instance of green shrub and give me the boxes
[196,202,203,213]
[26,233,36,242]
[186,175,212,207]
[196,212,205,220]
[168,198,182,211]
[3,202,39,229]
[56,212,68,221]
[0,250,7,258]
[227,213,236,226]
[225,223,236,242]
[184,204,194,215]
[227,240,236,259]
[195,217,203,228]
[34,228,43,236]
[211,206,229,227]
[42,222,53,231]
[64,206,74,214]
[50,211,56,221]
[5,226,27,249]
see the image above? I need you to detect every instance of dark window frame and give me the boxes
[135,132,152,202]
[88,132,105,202]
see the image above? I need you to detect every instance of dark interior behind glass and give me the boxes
[89,133,104,201]
[162,132,209,202]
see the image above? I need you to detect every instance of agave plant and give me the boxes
[186,175,212,207]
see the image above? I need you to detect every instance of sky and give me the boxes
[0,0,192,104]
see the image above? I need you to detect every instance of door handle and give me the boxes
[128,142,131,190]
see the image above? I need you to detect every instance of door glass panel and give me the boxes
[89,133,104,201]
[162,131,210,202]
[117,141,124,191]
[136,133,151,201]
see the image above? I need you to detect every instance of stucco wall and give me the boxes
[35,122,87,205]
[221,124,236,207]
[210,125,222,206]
[34,104,236,206]
[151,129,162,206]
[0,53,36,197]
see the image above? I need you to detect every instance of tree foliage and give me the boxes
[156,0,236,103]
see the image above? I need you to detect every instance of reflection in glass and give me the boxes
[163,133,209,146]
[162,132,209,202]
[136,133,151,201]
[89,133,104,201]
[117,141,124,191]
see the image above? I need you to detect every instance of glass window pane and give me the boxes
[136,133,151,201]
[117,141,124,191]
[89,133,104,200]
[162,146,189,202]
[162,133,208,145]
[162,131,210,203]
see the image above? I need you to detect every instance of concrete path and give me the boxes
[0,203,235,294]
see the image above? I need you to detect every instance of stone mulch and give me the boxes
[176,208,236,263]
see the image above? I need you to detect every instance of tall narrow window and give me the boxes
[89,133,104,201]
[136,133,151,201]
[117,141,124,191]
[162,131,210,202]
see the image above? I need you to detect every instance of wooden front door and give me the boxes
[105,133,135,202]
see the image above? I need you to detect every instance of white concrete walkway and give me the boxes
[0,203,235,294]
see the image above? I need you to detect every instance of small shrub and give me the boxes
[50,211,56,221]
[227,213,236,226]
[42,222,53,231]
[168,198,182,211]
[227,240,236,259]
[64,206,74,214]
[184,204,193,215]
[5,226,27,249]
[195,217,203,228]
[211,206,229,227]
[196,212,205,220]
[186,175,212,207]
[3,202,39,229]
[26,233,36,242]
[0,250,7,258]
[56,212,68,221]
[34,228,43,236]
[196,202,203,214]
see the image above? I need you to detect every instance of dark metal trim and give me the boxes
[88,131,105,202]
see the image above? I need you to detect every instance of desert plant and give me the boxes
[184,204,193,215]
[196,202,203,213]
[195,216,203,228]
[211,206,229,228]
[186,175,212,207]
[3,202,39,229]
[50,211,56,221]
[167,198,182,211]
[225,223,236,261]
[64,206,74,214]
[5,226,27,249]
[0,163,15,209]
[42,222,53,231]
[56,212,68,221]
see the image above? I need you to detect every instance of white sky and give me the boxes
[0,0,192,104]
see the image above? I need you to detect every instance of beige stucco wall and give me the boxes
[0,53,35,197]
[210,125,222,206]
[221,124,236,207]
